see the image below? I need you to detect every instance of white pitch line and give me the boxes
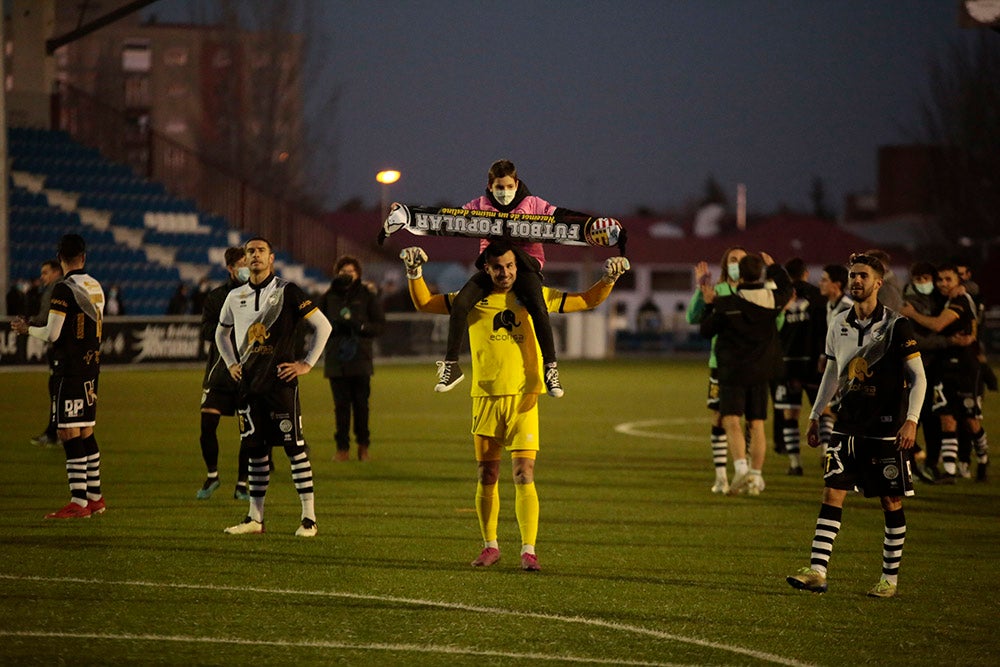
[0,630,697,667]
[615,418,706,442]
[0,574,816,667]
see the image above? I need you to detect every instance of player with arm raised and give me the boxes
[401,239,629,570]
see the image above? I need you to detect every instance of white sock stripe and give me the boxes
[815,518,841,530]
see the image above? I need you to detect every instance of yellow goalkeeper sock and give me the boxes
[475,481,500,543]
[514,482,539,548]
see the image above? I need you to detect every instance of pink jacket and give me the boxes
[463,194,556,269]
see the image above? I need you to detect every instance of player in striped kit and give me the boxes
[787,253,925,598]
[12,234,106,519]
[215,237,332,537]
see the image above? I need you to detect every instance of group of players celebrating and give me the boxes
[10,159,989,596]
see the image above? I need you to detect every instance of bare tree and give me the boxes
[918,31,1000,243]
[184,0,340,214]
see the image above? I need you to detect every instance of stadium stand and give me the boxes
[7,127,326,314]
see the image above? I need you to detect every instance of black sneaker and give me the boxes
[544,364,564,398]
[937,472,956,485]
[434,360,465,392]
[787,465,804,476]
[976,461,989,483]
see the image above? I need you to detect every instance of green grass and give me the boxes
[1,358,998,666]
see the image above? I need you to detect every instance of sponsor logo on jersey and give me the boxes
[493,310,520,333]
[247,322,270,346]
[846,358,873,388]
[490,310,525,343]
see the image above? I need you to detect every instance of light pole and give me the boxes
[376,169,401,223]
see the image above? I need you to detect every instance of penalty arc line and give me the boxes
[615,418,706,442]
[0,574,816,667]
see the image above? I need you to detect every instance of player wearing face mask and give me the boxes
[433,159,589,399]
[686,246,748,494]
[196,247,253,500]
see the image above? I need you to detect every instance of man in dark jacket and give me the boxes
[320,256,385,461]
[196,247,251,500]
[699,252,792,496]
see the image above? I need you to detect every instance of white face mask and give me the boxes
[492,188,516,206]
[727,263,741,282]
[236,266,251,283]
[913,281,934,295]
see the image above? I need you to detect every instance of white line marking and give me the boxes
[615,418,706,442]
[0,574,815,667]
[0,630,694,666]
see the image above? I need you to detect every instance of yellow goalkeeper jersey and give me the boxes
[456,286,568,398]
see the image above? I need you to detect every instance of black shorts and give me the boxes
[201,387,239,416]
[55,375,99,429]
[238,386,305,450]
[718,382,769,420]
[824,432,914,498]
[932,371,980,419]
[706,368,720,411]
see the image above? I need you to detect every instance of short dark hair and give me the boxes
[335,255,362,278]
[41,259,62,272]
[487,159,517,187]
[483,238,516,260]
[245,236,273,252]
[738,253,765,283]
[909,261,936,280]
[57,234,86,262]
[823,264,848,290]
[784,257,807,281]
[224,246,246,267]
[848,252,885,277]
[936,262,960,279]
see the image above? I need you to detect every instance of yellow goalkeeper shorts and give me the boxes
[471,393,540,460]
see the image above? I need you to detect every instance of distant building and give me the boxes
[50,6,305,198]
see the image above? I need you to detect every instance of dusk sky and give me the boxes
[146,1,978,217]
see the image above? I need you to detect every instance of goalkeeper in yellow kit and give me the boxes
[402,239,630,571]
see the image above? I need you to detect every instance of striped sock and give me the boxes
[287,447,315,522]
[810,503,842,575]
[711,426,728,479]
[940,431,958,475]
[971,428,989,464]
[247,454,270,522]
[882,508,906,584]
[81,434,102,500]
[784,423,801,455]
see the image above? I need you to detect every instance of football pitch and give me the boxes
[1,358,997,666]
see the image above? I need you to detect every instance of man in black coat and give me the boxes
[320,256,385,461]
[699,252,792,496]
